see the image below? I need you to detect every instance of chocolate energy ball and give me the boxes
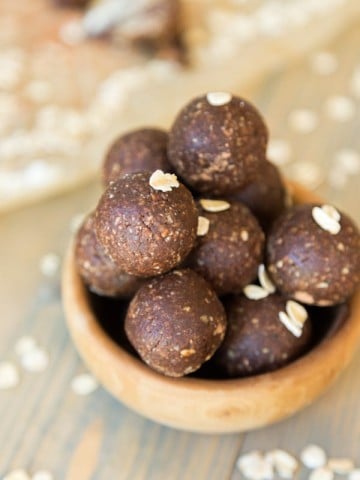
[212,294,312,378]
[75,214,142,297]
[102,128,170,185]
[168,92,268,195]
[267,204,360,306]
[188,200,265,295]
[125,269,227,377]
[95,172,198,277]
[229,160,287,231]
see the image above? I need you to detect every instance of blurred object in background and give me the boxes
[0,0,359,213]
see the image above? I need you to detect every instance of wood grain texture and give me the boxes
[0,22,359,480]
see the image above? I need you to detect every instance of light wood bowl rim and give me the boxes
[62,182,360,433]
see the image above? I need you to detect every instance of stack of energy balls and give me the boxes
[75,93,360,378]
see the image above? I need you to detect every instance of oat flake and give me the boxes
[21,348,49,372]
[350,67,360,98]
[237,450,274,480]
[243,285,269,300]
[149,170,179,192]
[349,469,360,480]
[312,206,341,235]
[0,361,19,390]
[327,458,354,474]
[199,199,230,212]
[3,469,30,480]
[39,253,61,277]
[267,138,292,166]
[32,471,54,480]
[206,91,232,106]
[325,96,355,122]
[14,336,37,357]
[71,373,98,396]
[278,311,302,337]
[309,467,334,480]
[258,264,276,294]
[265,449,298,479]
[310,51,338,76]
[300,444,327,469]
[286,300,307,326]
[290,162,323,190]
[288,109,318,134]
[197,216,210,236]
[334,149,360,175]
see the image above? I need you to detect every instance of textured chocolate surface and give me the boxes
[95,172,197,277]
[212,294,312,377]
[125,269,227,377]
[103,128,170,185]
[267,204,360,305]
[75,214,142,297]
[229,160,287,231]
[168,94,268,195]
[188,201,265,295]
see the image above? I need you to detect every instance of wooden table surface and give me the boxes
[1,25,359,480]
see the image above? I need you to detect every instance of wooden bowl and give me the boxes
[62,183,360,433]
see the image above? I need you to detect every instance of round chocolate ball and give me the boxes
[168,92,268,195]
[95,172,198,277]
[267,204,360,306]
[125,269,227,377]
[75,213,142,297]
[229,160,287,230]
[212,294,312,377]
[102,128,170,185]
[188,200,265,295]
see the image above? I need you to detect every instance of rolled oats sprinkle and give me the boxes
[288,109,318,134]
[258,264,276,294]
[206,91,232,106]
[312,205,341,235]
[199,199,231,213]
[0,361,20,390]
[71,373,99,396]
[300,444,327,469]
[243,284,269,300]
[197,216,210,236]
[149,170,179,192]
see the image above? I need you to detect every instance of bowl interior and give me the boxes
[63,181,360,433]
